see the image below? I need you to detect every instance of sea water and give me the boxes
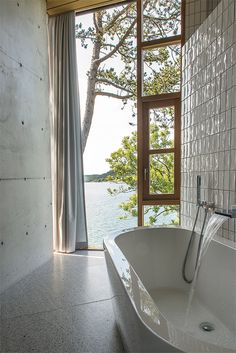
[84,182,178,248]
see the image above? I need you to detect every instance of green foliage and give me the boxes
[143,46,181,95]
[142,0,181,40]
[106,127,179,225]
[76,0,181,225]
[76,0,181,104]
[106,132,138,220]
[106,133,137,189]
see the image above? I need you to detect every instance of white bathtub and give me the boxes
[104,226,236,353]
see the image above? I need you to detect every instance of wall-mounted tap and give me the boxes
[201,201,215,211]
[197,175,201,206]
[196,176,215,211]
[183,177,217,284]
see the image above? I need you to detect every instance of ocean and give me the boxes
[84,182,178,248]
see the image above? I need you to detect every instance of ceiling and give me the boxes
[47,0,129,16]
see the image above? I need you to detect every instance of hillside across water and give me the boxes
[84,171,114,182]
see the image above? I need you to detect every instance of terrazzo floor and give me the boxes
[0,251,125,353]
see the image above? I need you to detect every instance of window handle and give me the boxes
[144,168,148,181]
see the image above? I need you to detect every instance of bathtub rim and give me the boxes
[104,225,236,353]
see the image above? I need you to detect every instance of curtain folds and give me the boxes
[48,12,88,253]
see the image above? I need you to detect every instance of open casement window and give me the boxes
[137,0,183,225]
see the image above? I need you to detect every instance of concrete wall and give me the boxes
[0,0,53,293]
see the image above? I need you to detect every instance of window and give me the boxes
[137,0,183,225]
[143,45,181,96]
[142,96,180,201]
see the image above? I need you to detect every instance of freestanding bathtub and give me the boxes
[104,226,236,353]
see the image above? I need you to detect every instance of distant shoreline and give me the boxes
[84,171,114,182]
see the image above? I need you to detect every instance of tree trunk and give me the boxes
[81,15,102,153]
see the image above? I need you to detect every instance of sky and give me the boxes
[76,13,136,175]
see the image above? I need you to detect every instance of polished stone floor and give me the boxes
[0,251,124,353]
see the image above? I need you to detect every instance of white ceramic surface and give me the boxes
[181,0,236,243]
[104,226,236,353]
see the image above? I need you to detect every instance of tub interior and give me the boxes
[115,228,193,291]
[115,228,236,350]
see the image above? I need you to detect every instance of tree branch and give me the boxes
[108,186,136,195]
[95,18,136,64]
[77,35,95,41]
[157,159,172,182]
[95,91,133,99]
[104,4,133,32]
[93,12,103,34]
[143,13,180,22]
[93,13,100,33]
[117,48,135,62]
[144,208,172,219]
[96,78,133,94]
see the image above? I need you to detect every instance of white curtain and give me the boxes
[48,12,88,253]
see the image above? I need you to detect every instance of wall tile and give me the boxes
[181,0,236,243]
[185,0,222,42]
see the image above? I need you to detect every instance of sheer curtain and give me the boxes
[48,12,88,253]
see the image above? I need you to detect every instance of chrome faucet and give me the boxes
[196,175,236,217]
[214,208,236,218]
[182,177,217,283]
[197,175,201,206]
[196,175,215,210]
[183,175,235,284]
[201,201,215,211]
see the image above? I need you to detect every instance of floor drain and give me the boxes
[199,322,215,332]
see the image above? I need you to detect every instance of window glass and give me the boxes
[149,106,174,149]
[143,45,181,96]
[142,0,181,42]
[143,205,180,225]
[149,153,175,194]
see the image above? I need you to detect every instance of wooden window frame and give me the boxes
[142,94,181,202]
[137,0,184,225]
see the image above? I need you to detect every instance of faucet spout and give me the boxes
[214,208,236,218]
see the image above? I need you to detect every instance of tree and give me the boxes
[76,0,181,224]
[106,107,179,225]
[76,0,181,152]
